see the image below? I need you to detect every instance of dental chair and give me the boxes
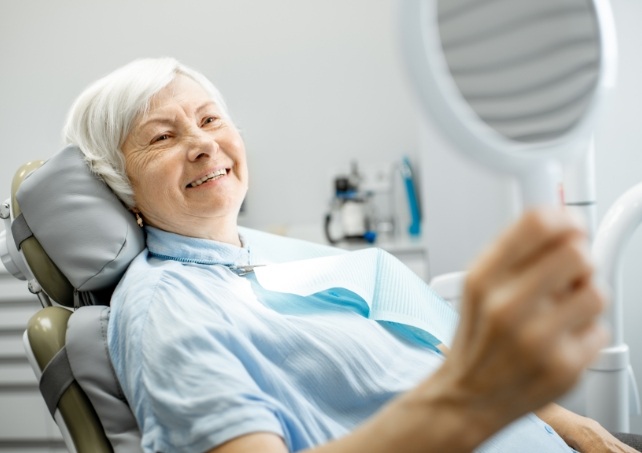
[1,145,146,452]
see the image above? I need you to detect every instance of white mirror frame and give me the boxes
[399,0,618,206]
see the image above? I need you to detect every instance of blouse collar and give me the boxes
[144,226,252,267]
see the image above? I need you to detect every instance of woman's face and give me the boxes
[121,75,248,241]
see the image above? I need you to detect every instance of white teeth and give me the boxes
[190,169,227,187]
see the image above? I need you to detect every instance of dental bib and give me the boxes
[241,228,459,348]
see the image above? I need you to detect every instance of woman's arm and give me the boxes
[208,208,607,453]
[207,376,503,453]
[537,403,640,452]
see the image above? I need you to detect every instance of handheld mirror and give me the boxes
[400,0,616,208]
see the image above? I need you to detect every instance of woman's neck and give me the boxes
[148,217,242,246]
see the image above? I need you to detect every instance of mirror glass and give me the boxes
[438,0,601,144]
[401,0,615,206]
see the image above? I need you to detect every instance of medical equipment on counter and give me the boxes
[399,0,634,433]
[400,156,421,237]
[324,158,423,245]
[324,165,377,245]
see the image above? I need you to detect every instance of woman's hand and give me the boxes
[538,403,641,452]
[208,208,611,453]
[423,208,609,442]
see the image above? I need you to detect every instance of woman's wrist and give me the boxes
[364,364,507,453]
[535,403,600,451]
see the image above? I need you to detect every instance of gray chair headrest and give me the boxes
[14,145,145,305]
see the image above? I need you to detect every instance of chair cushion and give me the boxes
[16,145,145,292]
[66,305,143,452]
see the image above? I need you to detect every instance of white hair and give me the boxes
[62,57,231,208]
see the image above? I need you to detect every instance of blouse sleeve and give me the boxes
[113,267,286,453]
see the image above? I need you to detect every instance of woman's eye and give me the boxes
[202,116,219,126]
[151,134,170,144]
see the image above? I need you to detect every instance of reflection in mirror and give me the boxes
[401,0,616,207]
[438,0,601,143]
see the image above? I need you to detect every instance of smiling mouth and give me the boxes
[188,168,228,188]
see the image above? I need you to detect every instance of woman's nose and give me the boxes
[186,128,219,161]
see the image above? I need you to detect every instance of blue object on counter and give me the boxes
[363,230,377,243]
[401,156,421,237]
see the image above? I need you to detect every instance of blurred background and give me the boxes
[1,1,642,448]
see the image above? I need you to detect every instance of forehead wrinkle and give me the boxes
[196,100,218,113]
[138,115,175,131]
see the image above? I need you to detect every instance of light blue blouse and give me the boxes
[108,227,575,453]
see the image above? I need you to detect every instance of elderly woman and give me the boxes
[62,57,637,453]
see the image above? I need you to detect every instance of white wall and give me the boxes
[0,0,418,233]
[2,0,642,436]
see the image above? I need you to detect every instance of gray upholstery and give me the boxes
[613,432,642,451]
[11,146,145,451]
[15,145,145,292]
[66,305,142,452]
[39,346,74,416]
